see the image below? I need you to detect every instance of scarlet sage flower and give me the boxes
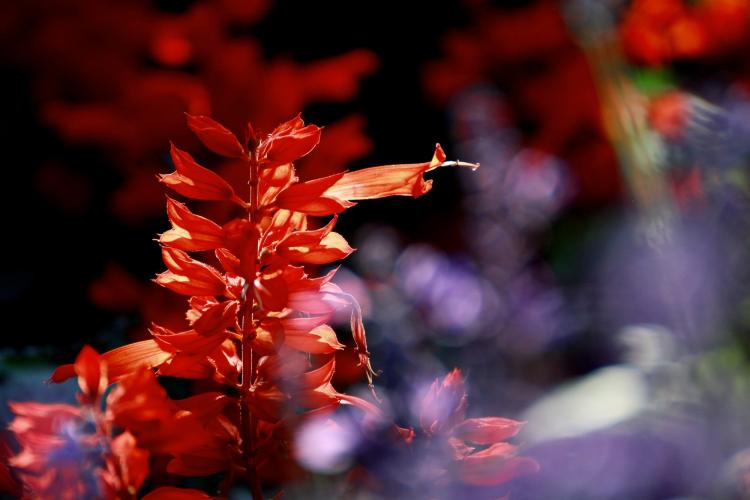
[8,346,151,499]
[19,113,539,498]
[417,369,539,488]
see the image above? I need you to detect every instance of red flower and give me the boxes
[10,347,152,499]
[186,114,246,158]
[419,368,468,435]
[259,113,322,166]
[40,113,493,499]
[160,143,244,205]
[417,369,538,488]
[155,247,227,296]
[160,197,226,251]
[100,432,150,498]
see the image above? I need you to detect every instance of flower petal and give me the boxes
[160,143,240,203]
[156,247,226,296]
[284,324,345,354]
[277,217,354,264]
[458,452,539,487]
[160,197,225,251]
[262,114,322,165]
[108,432,150,495]
[186,114,245,158]
[274,172,355,215]
[74,345,107,403]
[452,417,525,445]
[322,144,449,200]
[49,340,172,384]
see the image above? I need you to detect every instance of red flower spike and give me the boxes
[261,114,322,166]
[160,197,225,251]
[74,345,107,404]
[22,113,520,498]
[160,143,243,204]
[186,113,246,159]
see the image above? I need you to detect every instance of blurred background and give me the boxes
[4,0,750,498]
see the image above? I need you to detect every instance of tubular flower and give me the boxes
[31,113,519,499]
[416,369,539,489]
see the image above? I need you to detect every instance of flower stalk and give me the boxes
[3,113,537,500]
[241,145,263,499]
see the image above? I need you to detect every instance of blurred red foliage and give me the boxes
[620,0,750,66]
[422,1,622,204]
[0,0,383,349]
[0,0,377,225]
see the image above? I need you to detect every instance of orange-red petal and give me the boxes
[160,197,225,251]
[74,345,107,403]
[262,114,322,166]
[322,144,448,201]
[157,247,226,296]
[160,144,240,203]
[186,114,245,158]
[274,172,355,215]
[284,324,345,354]
[452,417,525,445]
[49,340,172,384]
[277,217,354,264]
